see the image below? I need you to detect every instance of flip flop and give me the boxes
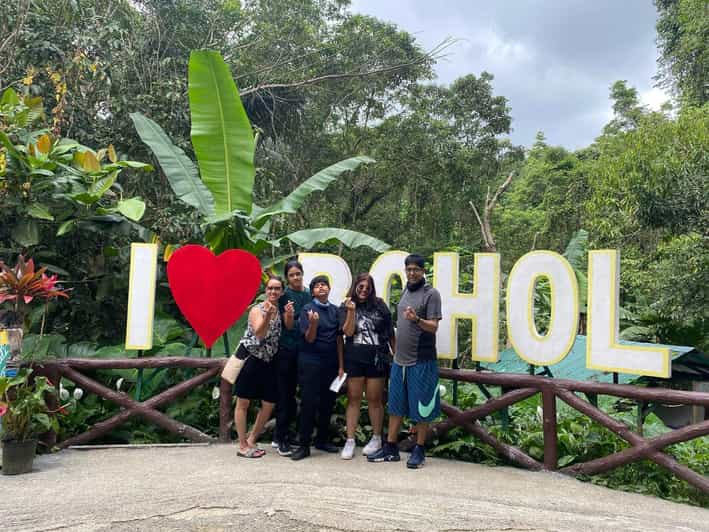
[237,447,266,458]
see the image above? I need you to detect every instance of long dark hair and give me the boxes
[283,259,303,278]
[346,273,379,307]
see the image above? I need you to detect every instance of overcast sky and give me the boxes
[349,0,668,150]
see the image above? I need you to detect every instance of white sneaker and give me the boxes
[362,435,382,456]
[271,440,279,448]
[341,438,356,460]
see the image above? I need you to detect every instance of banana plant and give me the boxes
[131,50,389,257]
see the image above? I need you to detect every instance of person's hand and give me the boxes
[344,297,356,312]
[263,300,277,316]
[404,306,418,321]
[307,309,320,323]
[338,366,345,379]
[284,300,295,317]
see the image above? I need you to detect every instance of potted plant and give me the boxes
[0,255,70,363]
[0,368,58,474]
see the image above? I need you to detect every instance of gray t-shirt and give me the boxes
[395,284,442,366]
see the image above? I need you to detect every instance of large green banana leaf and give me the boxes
[563,229,588,269]
[563,229,589,309]
[188,50,255,216]
[130,112,215,217]
[276,227,390,252]
[252,156,375,228]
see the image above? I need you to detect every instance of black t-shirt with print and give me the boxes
[338,299,393,364]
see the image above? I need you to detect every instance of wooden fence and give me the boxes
[30,358,709,494]
[436,368,709,494]
[33,357,232,448]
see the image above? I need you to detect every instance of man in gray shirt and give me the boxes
[368,254,442,468]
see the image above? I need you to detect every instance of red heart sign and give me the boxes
[167,245,262,348]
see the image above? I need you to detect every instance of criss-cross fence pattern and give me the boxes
[29,359,709,494]
[33,357,232,448]
[435,368,709,494]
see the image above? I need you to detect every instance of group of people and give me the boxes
[232,254,442,469]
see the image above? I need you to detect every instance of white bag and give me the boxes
[221,353,246,384]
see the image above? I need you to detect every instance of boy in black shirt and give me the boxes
[291,275,343,460]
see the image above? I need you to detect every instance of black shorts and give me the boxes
[344,357,387,379]
[234,355,277,403]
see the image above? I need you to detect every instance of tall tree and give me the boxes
[494,134,587,268]
[655,0,709,105]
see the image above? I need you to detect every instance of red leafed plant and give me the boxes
[0,255,70,329]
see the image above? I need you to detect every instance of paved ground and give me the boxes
[2,444,708,532]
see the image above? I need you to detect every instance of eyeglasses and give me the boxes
[356,284,370,291]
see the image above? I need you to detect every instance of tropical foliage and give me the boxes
[0,254,70,328]
[0,368,58,442]
[130,51,388,258]
[0,0,706,506]
[430,384,709,507]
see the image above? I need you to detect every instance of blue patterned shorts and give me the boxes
[387,360,440,422]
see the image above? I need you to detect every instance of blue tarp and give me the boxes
[478,335,698,384]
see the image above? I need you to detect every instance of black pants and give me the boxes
[297,355,338,447]
[274,346,299,443]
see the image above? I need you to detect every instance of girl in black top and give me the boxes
[338,273,394,460]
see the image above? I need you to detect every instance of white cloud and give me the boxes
[349,0,662,149]
[640,87,670,111]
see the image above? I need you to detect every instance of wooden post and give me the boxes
[40,365,60,450]
[219,375,232,443]
[542,387,558,471]
[451,358,459,406]
[636,400,646,436]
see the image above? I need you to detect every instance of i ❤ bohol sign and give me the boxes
[124,245,671,379]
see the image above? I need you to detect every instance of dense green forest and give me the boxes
[1,0,707,506]
[1,0,706,353]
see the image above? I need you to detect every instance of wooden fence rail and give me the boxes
[437,368,709,494]
[26,359,709,494]
[31,357,231,447]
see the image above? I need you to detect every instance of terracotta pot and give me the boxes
[1,438,37,475]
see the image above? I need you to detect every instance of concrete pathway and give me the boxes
[2,445,708,531]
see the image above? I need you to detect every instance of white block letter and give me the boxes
[369,250,408,306]
[506,251,578,366]
[125,243,158,350]
[434,253,500,362]
[299,253,352,304]
[587,250,670,377]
